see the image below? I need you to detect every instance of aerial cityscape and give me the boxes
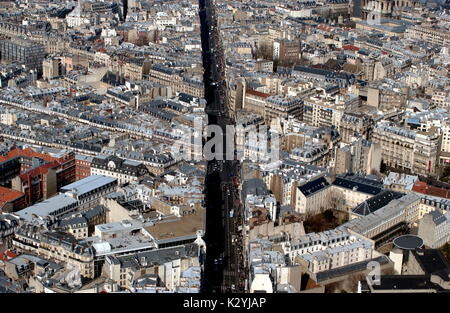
[0,0,449,300]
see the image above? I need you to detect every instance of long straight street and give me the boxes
[199,0,246,293]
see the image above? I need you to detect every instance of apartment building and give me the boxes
[273,39,300,66]
[289,141,332,167]
[406,24,450,46]
[75,155,93,180]
[90,155,150,185]
[343,193,421,245]
[292,66,356,88]
[103,244,200,291]
[139,153,176,176]
[255,59,274,73]
[339,112,372,144]
[330,175,384,210]
[259,159,326,207]
[334,139,381,176]
[361,57,395,82]
[383,172,418,193]
[149,63,182,81]
[302,94,358,129]
[42,58,61,80]
[243,89,270,116]
[0,186,27,213]
[178,77,204,98]
[366,83,409,110]
[0,111,17,126]
[372,121,439,176]
[7,148,76,206]
[284,228,375,274]
[295,176,331,215]
[57,205,108,240]
[12,227,95,279]
[123,58,151,81]
[429,89,449,108]
[0,154,21,186]
[0,38,46,73]
[236,113,265,156]
[265,95,303,124]
[148,64,204,98]
[0,213,20,240]
[61,175,118,210]
[439,120,450,165]
[418,210,450,249]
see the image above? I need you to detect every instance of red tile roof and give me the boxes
[5,250,17,259]
[0,186,25,208]
[412,181,450,199]
[0,147,57,163]
[246,89,270,99]
[0,250,18,261]
[343,45,360,51]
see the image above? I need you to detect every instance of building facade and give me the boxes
[283,228,375,274]
[372,121,439,176]
[418,210,450,249]
[90,155,150,185]
[0,39,46,73]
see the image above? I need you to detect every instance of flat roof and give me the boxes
[371,275,442,291]
[393,235,424,250]
[412,249,450,278]
[316,256,391,283]
[144,208,205,242]
[61,175,117,196]
[16,194,78,221]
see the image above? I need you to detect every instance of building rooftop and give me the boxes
[108,243,199,272]
[15,194,78,222]
[61,175,117,197]
[316,255,391,283]
[0,186,24,208]
[333,175,383,196]
[412,249,450,280]
[144,208,204,244]
[383,172,418,190]
[344,193,421,236]
[370,275,447,292]
[393,235,424,250]
[426,210,448,226]
[242,178,268,198]
[246,89,270,98]
[412,181,450,199]
[298,176,330,197]
[352,190,404,216]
